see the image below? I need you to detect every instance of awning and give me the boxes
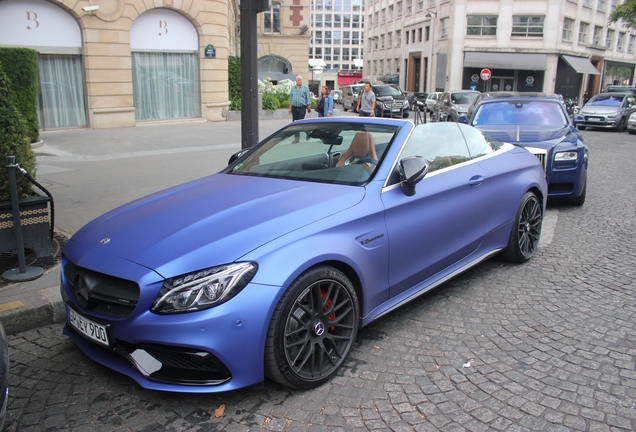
[464,52,547,71]
[561,55,600,75]
[379,74,399,84]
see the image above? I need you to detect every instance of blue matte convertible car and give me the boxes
[61,118,547,393]
[462,92,588,206]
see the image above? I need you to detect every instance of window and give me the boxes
[593,25,603,46]
[334,47,341,61]
[325,0,332,10]
[352,31,360,44]
[352,15,360,28]
[429,0,436,6]
[606,29,614,49]
[597,0,605,11]
[343,47,350,60]
[334,0,342,11]
[628,34,635,53]
[315,30,323,44]
[579,22,589,43]
[334,14,342,27]
[374,36,379,49]
[264,2,281,33]
[352,0,360,11]
[440,17,449,38]
[381,8,386,23]
[563,18,574,41]
[380,59,384,74]
[426,26,430,41]
[406,31,410,44]
[419,28,423,42]
[617,32,625,51]
[344,31,350,44]
[418,0,424,11]
[325,30,332,44]
[325,14,332,27]
[396,58,400,73]
[389,5,394,20]
[407,0,413,14]
[334,30,342,44]
[400,123,472,173]
[467,16,497,36]
[324,47,331,61]
[387,58,392,73]
[374,12,379,26]
[373,60,377,73]
[316,0,323,10]
[343,14,351,27]
[397,1,403,17]
[381,34,385,48]
[316,13,323,27]
[611,0,618,12]
[583,0,591,6]
[388,32,393,47]
[397,30,402,45]
[512,16,544,37]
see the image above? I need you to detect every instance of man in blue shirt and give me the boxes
[288,75,312,142]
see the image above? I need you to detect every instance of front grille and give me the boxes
[526,146,547,172]
[64,262,140,318]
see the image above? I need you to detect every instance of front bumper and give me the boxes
[526,147,587,200]
[579,115,621,129]
[60,257,282,393]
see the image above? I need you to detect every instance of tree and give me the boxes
[609,0,636,29]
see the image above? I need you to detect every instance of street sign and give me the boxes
[480,68,491,81]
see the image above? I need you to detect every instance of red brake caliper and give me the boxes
[321,290,337,331]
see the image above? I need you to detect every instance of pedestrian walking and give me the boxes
[316,86,334,117]
[583,90,590,106]
[288,75,312,143]
[357,82,376,117]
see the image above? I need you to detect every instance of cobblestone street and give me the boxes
[5,128,636,431]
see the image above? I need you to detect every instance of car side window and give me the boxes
[400,123,471,173]
[458,124,498,159]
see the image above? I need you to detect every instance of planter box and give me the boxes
[0,195,53,266]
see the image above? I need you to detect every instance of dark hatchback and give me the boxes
[371,84,410,118]
[461,93,588,206]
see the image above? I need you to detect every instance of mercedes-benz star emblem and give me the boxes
[99,238,110,245]
[313,321,325,336]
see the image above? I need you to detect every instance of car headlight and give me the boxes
[376,101,386,108]
[151,262,257,314]
[555,151,578,162]
[630,112,636,121]
[606,113,619,119]
[404,101,409,108]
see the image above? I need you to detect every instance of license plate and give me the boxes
[66,305,111,347]
[588,117,602,122]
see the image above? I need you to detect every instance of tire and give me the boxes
[615,117,626,132]
[264,266,359,389]
[578,125,586,130]
[569,180,586,207]
[500,191,542,263]
[629,130,636,135]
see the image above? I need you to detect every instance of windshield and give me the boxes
[451,92,479,105]
[587,94,625,107]
[374,86,403,97]
[227,122,400,186]
[472,101,568,127]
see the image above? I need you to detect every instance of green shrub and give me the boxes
[0,49,39,143]
[228,55,241,110]
[262,93,280,113]
[0,68,36,201]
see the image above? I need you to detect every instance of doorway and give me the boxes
[488,77,515,92]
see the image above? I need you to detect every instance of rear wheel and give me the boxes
[265,266,359,389]
[500,191,542,263]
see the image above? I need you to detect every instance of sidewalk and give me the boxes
[0,115,312,335]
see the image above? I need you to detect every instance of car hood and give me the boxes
[474,125,572,150]
[68,174,365,277]
[580,105,621,115]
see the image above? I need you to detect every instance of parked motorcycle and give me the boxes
[565,97,580,116]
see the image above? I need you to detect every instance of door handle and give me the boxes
[468,175,484,187]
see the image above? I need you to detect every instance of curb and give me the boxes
[0,265,65,335]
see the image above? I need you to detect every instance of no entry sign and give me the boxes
[480,68,492,80]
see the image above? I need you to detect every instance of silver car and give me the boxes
[424,92,442,113]
[578,92,636,132]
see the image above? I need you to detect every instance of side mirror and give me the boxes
[399,156,428,197]
[228,147,251,165]
[457,114,468,124]
[572,114,584,125]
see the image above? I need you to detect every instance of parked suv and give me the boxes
[371,84,410,118]
[579,92,636,131]
[341,84,366,112]
[432,90,480,122]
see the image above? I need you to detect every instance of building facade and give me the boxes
[364,0,636,100]
[307,0,366,93]
[0,0,241,130]
[257,0,312,84]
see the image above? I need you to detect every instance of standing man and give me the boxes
[357,82,376,117]
[288,75,312,143]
